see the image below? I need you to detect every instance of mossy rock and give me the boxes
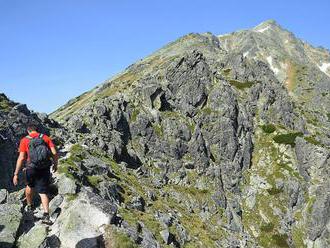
[272,132,303,147]
[0,94,15,112]
[17,225,48,248]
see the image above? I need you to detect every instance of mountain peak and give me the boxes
[259,19,279,26]
[253,19,283,33]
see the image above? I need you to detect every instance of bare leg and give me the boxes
[39,194,49,214]
[25,186,34,206]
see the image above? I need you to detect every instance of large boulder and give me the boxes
[49,190,117,248]
[17,225,48,248]
[0,203,22,247]
[57,174,77,195]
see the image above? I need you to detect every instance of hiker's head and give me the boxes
[27,124,38,134]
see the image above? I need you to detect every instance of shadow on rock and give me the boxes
[75,235,105,248]
[0,225,12,248]
[0,242,13,248]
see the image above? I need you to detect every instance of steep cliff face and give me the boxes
[1,20,329,248]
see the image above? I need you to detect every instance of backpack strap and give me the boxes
[26,134,44,139]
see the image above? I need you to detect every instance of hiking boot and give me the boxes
[41,213,53,225]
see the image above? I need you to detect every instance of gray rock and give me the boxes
[308,182,330,241]
[165,51,211,116]
[98,181,123,203]
[51,190,115,247]
[38,235,61,248]
[160,229,173,245]
[49,194,64,216]
[156,212,173,227]
[146,190,157,201]
[127,196,145,212]
[0,203,22,246]
[17,225,48,248]
[0,189,7,204]
[57,174,77,195]
[140,227,160,248]
[82,157,110,176]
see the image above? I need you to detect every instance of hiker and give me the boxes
[12,124,58,225]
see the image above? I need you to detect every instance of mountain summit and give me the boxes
[1,20,330,248]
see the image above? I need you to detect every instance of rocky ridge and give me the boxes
[0,20,329,248]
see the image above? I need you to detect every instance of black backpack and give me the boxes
[27,134,52,170]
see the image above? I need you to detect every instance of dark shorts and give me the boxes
[24,167,51,194]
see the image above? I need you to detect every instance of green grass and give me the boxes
[278,163,300,178]
[119,207,163,243]
[229,79,254,90]
[86,175,103,187]
[304,136,323,147]
[172,184,209,197]
[292,225,307,248]
[307,196,316,214]
[66,194,78,201]
[57,162,79,179]
[222,68,231,76]
[152,123,163,137]
[261,124,276,133]
[271,234,289,248]
[267,187,283,195]
[104,226,138,248]
[201,107,213,115]
[69,144,87,162]
[272,132,303,147]
[260,222,274,232]
[130,108,140,122]
[57,144,86,179]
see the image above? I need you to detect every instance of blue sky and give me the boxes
[0,0,329,113]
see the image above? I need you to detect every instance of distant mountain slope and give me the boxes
[51,20,330,147]
[219,20,330,145]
